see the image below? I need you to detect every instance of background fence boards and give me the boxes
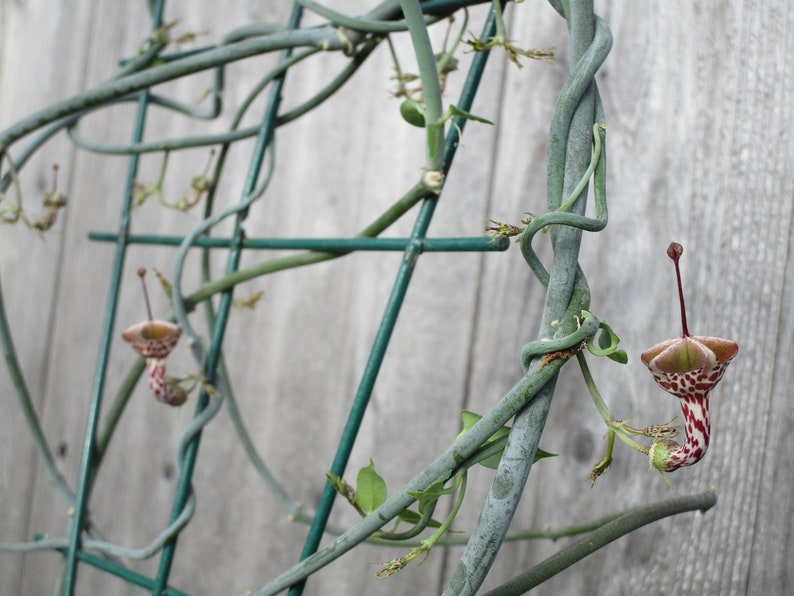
[1,1,791,594]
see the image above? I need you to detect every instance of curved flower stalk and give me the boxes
[121,268,186,406]
[641,242,738,472]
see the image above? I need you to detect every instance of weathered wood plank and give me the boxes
[0,0,105,593]
[1,1,792,595]
[470,2,794,595]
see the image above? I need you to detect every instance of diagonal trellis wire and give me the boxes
[62,1,168,590]
[0,1,719,595]
[152,4,308,594]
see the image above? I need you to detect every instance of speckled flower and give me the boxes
[122,268,186,406]
[642,243,738,472]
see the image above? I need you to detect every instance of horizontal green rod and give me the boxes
[87,232,510,252]
[72,551,190,596]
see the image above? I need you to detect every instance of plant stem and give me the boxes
[492,0,508,41]
[297,0,442,33]
[443,2,602,593]
[556,122,605,213]
[576,352,651,455]
[400,0,446,172]
[483,489,718,595]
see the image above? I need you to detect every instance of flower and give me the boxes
[121,268,185,406]
[641,243,738,472]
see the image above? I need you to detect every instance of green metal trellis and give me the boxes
[2,1,514,594]
[3,1,710,595]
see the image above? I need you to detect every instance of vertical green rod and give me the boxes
[61,3,165,593]
[150,5,304,594]
[288,7,501,595]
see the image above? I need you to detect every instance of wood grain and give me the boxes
[1,1,791,594]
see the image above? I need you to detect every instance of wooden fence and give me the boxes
[0,1,791,594]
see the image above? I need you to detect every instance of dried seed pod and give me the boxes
[641,243,738,472]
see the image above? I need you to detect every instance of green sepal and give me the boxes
[356,459,387,514]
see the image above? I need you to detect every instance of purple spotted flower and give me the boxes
[641,243,738,472]
[122,268,186,406]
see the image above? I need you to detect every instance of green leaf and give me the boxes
[446,103,493,125]
[397,508,442,529]
[598,326,612,350]
[455,410,509,442]
[534,448,557,461]
[408,478,456,514]
[455,410,554,469]
[456,410,508,470]
[399,99,426,128]
[586,321,628,363]
[356,459,387,514]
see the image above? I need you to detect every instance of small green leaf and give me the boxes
[397,509,442,529]
[356,459,387,514]
[456,410,555,469]
[598,327,612,350]
[586,321,628,363]
[455,410,482,439]
[408,478,456,514]
[446,104,494,125]
[455,410,507,468]
[478,451,504,470]
[455,410,509,443]
[534,448,557,461]
[399,99,426,127]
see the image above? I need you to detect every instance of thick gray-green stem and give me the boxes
[400,0,446,172]
[483,490,718,595]
[253,314,598,595]
[442,2,609,593]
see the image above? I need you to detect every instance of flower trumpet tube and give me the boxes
[122,268,186,406]
[641,243,738,472]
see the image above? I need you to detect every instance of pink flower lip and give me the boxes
[122,320,182,360]
[641,334,738,402]
[641,335,738,375]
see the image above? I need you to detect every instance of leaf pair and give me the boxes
[455,410,556,469]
